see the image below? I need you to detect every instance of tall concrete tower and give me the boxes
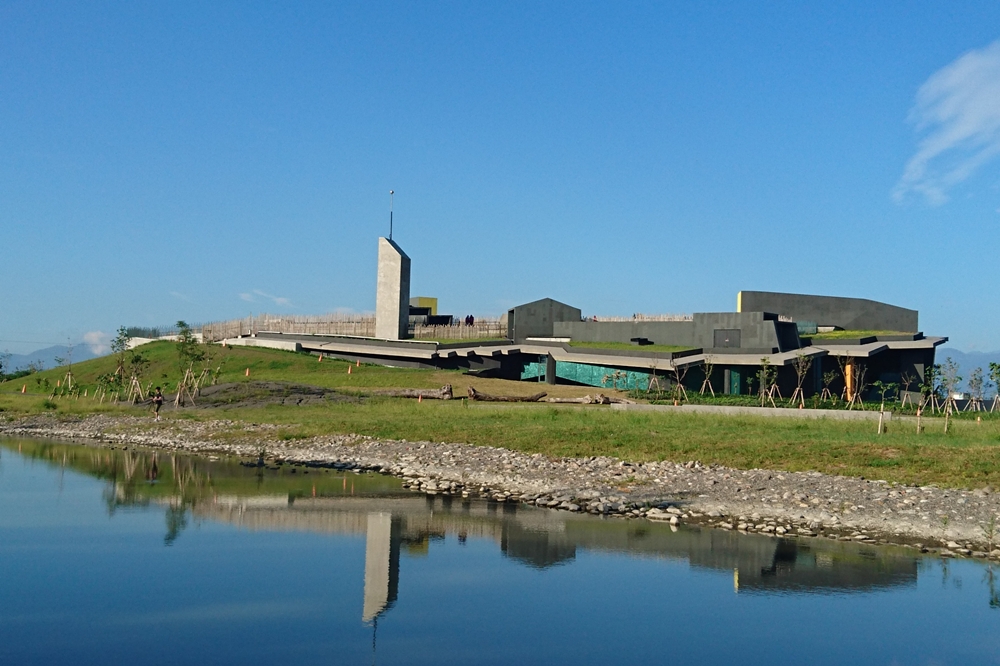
[375,237,410,340]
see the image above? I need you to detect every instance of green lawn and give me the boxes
[3,340,1000,490]
[0,340,618,400]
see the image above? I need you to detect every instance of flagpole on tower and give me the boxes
[389,190,394,241]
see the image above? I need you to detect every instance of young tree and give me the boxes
[129,350,150,380]
[176,321,205,369]
[967,367,986,412]
[899,371,917,408]
[820,370,838,402]
[0,350,10,382]
[790,353,812,407]
[699,356,716,396]
[672,365,690,404]
[872,380,898,409]
[990,362,1000,412]
[110,326,132,379]
[921,364,943,413]
[757,358,777,408]
[939,357,963,433]
[871,380,897,434]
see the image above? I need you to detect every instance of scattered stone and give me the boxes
[5,413,1000,552]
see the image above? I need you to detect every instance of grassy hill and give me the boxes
[0,340,602,400]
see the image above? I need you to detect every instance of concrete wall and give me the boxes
[738,291,918,332]
[691,312,790,353]
[375,238,411,340]
[507,298,582,343]
[553,312,793,353]
[553,320,697,346]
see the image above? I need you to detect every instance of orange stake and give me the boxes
[318,354,323,362]
[418,395,422,403]
[348,366,352,374]
[21,384,26,394]
[356,360,360,367]
[245,368,250,377]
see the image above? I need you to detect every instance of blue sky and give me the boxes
[3,1,1000,355]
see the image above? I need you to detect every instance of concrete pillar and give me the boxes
[375,238,411,340]
[545,354,556,385]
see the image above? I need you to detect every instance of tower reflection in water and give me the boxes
[363,512,401,623]
[5,438,935,628]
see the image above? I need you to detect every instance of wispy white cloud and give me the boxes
[83,331,110,355]
[240,289,293,307]
[894,40,1000,205]
[170,291,194,303]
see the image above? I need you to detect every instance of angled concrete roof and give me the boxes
[220,331,948,373]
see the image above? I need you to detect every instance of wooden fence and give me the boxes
[201,315,375,341]
[201,314,507,342]
[411,320,507,341]
[590,313,693,322]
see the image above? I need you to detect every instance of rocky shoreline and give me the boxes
[4,413,1000,560]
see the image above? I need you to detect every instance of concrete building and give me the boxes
[375,238,410,340]
[224,237,947,402]
[507,298,582,343]
[737,291,919,333]
[241,287,945,402]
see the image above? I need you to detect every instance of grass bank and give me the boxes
[3,341,1000,490]
[0,341,600,399]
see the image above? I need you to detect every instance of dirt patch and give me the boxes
[192,382,358,409]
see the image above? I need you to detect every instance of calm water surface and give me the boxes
[1,437,999,665]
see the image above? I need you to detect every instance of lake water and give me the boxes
[1,437,999,665]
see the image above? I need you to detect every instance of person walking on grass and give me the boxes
[152,386,164,421]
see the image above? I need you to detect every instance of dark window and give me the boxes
[714,329,741,348]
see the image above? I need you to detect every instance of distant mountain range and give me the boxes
[934,348,1000,392]
[2,345,102,373]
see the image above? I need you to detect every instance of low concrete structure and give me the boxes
[375,238,411,340]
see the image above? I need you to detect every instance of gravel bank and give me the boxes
[4,414,1000,559]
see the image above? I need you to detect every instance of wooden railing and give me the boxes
[202,315,376,341]
[201,314,507,342]
[411,320,507,341]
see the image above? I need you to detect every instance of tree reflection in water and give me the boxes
[7,436,1000,614]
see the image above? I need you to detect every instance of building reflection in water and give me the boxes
[197,493,922,624]
[4,439,935,626]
